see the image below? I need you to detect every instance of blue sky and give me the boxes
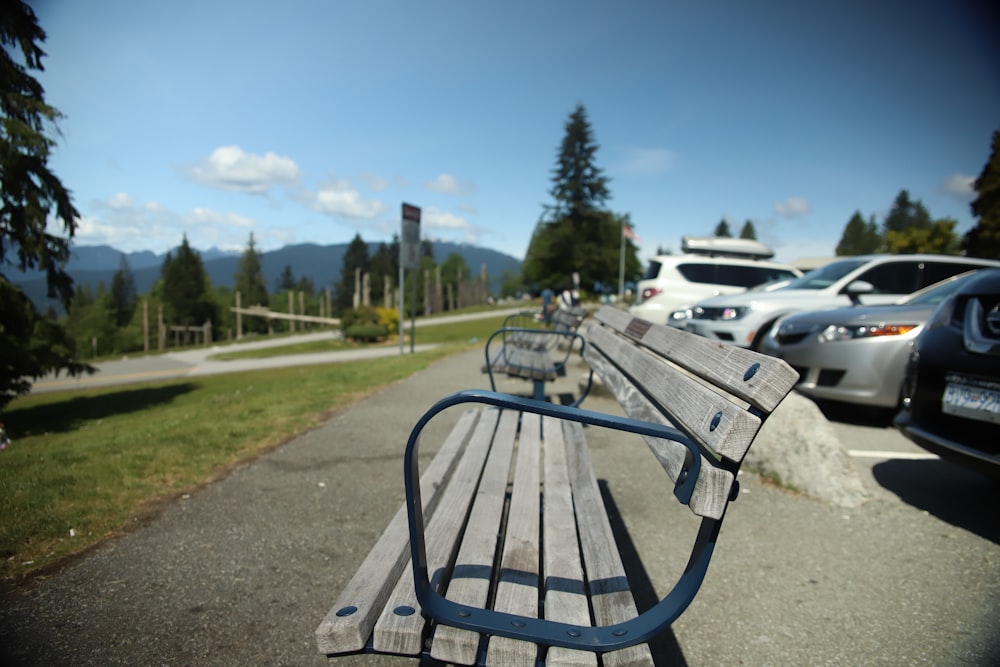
[32,0,1000,265]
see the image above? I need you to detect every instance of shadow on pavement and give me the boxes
[872,458,1000,544]
[811,397,898,427]
[599,481,688,666]
[5,383,198,437]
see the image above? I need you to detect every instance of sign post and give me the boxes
[400,203,421,354]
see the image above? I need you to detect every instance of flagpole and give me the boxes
[618,219,626,303]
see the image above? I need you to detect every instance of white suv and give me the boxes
[686,253,1000,350]
[629,239,801,327]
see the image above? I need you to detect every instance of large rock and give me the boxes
[746,392,871,508]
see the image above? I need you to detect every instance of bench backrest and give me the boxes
[583,306,799,519]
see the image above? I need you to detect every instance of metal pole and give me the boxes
[399,264,404,354]
[410,265,416,354]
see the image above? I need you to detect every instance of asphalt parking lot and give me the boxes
[2,345,998,666]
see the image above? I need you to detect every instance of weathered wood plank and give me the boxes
[541,415,598,667]
[372,409,502,655]
[315,408,481,655]
[563,420,654,667]
[584,323,760,462]
[430,409,521,665]
[486,412,543,667]
[593,306,798,412]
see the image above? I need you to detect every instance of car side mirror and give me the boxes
[844,280,874,305]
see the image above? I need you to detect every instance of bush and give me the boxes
[345,324,389,342]
[375,306,399,333]
[340,306,379,333]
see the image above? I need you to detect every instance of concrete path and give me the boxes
[2,348,998,666]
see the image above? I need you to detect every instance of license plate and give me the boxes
[942,382,1000,425]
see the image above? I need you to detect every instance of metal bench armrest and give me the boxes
[402,389,716,652]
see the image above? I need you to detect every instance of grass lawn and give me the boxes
[0,336,488,582]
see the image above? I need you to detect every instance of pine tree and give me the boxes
[523,104,638,291]
[234,233,269,307]
[739,221,757,240]
[0,1,91,406]
[108,254,138,327]
[334,234,369,314]
[883,190,932,236]
[962,130,1000,259]
[836,211,882,255]
[161,235,217,327]
[275,264,296,292]
[714,220,732,238]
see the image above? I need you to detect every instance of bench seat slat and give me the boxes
[594,307,799,413]
[430,409,521,665]
[372,409,503,655]
[486,412,543,665]
[314,408,482,655]
[541,415,599,667]
[563,420,655,667]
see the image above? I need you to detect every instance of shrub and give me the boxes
[345,324,389,342]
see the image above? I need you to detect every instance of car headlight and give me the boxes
[719,306,747,321]
[817,323,918,343]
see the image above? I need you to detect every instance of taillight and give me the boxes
[641,287,661,302]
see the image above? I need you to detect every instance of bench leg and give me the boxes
[531,379,546,402]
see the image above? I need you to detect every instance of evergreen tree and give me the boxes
[234,233,269,307]
[233,233,268,333]
[714,220,732,238]
[836,211,882,255]
[334,233,369,314]
[739,220,757,240]
[883,190,932,236]
[160,235,217,328]
[108,254,137,327]
[275,264,296,292]
[522,104,638,291]
[368,242,396,304]
[0,1,92,406]
[962,130,1000,259]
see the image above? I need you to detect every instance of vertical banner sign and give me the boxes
[400,203,421,353]
[401,203,421,269]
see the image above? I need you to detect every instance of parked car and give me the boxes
[894,269,1000,479]
[761,270,983,408]
[686,254,1000,350]
[629,237,801,327]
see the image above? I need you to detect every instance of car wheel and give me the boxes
[751,320,777,353]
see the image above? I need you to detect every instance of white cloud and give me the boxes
[774,196,811,218]
[311,180,386,219]
[108,192,134,209]
[359,172,390,192]
[184,208,255,229]
[942,172,974,197]
[189,145,301,194]
[421,207,487,245]
[618,147,676,174]
[424,173,475,196]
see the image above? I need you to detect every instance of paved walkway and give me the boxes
[1,348,998,666]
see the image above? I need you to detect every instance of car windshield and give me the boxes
[783,258,868,290]
[901,270,979,306]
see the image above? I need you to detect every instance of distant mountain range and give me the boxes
[9,241,522,311]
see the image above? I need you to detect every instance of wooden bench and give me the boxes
[482,307,589,403]
[316,305,799,665]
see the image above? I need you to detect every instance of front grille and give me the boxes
[692,307,725,320]
[773,332,810,345]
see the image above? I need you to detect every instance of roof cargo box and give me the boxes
[681,236,775,259]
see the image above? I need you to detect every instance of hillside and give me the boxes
[10,241,522,311]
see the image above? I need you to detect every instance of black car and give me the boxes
[895,269,1000,479]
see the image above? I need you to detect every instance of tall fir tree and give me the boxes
[836,211,882,255]
[0,0,92,406]
[160,235,217,327]
[334,234,369,313]
[523,104,639,291]
[739,221,757,240]
[714,220,732,238]
[883,190,932,236]
[234,233,269,333]
[108,254,138,327]
[275,264,296,292]
[962,130,1000,259]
